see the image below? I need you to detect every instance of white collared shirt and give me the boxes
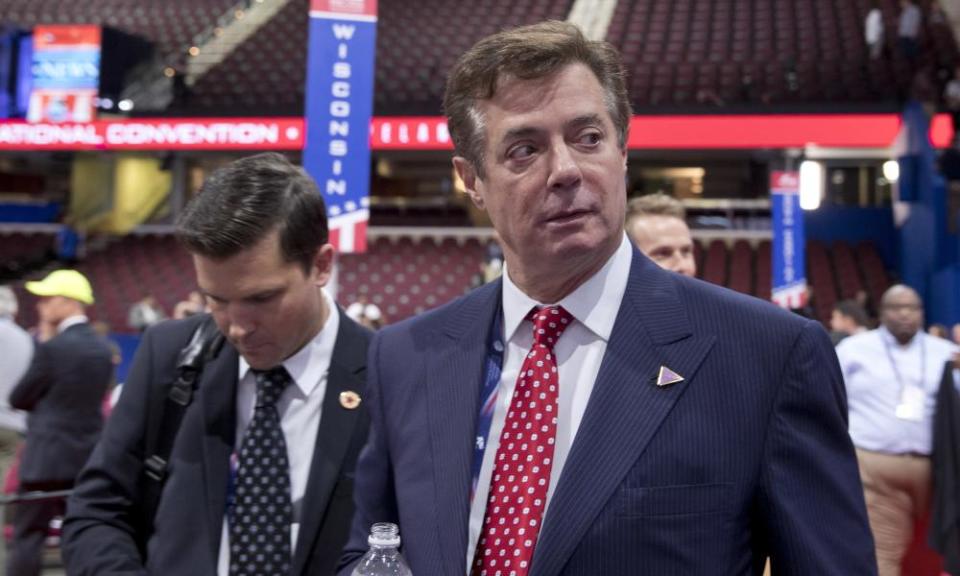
[57,314,89,333]
[466,234,633,569]
[837,326,958,455]
[217,289,339,575]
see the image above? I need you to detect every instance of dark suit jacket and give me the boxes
[340,249,877,575]
[10,321,113,484]
[62,309,371,576]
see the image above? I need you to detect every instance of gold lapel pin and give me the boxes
[655,366,684,387]
[339,390,362,410]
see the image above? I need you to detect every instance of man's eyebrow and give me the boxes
[500,114,605,144]
[566,114,604,130]
[501,126,542,143]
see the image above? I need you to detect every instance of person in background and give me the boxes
[836,284,959,576]
[127,294,167,332]
[898,0,922,64]
[346,295,385,330]
[173,290,207,319]
[624,192,697,277]
[7,270,114,576]
[928,323,949,339]
[0,287,32,484]
[830,299,871,345]
[865,1,885,60]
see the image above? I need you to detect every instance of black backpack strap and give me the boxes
[138,315,224,552]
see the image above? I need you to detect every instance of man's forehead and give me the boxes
[482,64,611,128]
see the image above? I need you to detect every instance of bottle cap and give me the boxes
[369,522,401,547]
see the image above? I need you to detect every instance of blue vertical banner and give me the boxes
[770,171,808,309]
[303,0,377,253]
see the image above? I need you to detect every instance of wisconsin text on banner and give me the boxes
[770,171,808,310]
[302,0,377,253]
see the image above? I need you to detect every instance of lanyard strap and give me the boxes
[883,333,927,397]
[470,308,504,504]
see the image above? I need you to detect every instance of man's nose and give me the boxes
[547,144,582,189]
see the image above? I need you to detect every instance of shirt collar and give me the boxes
[502,233,632,343]
[878,325,922,350]
[238,288,340,397]
[58,315,88,333]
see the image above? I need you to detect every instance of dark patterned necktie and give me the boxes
[472,305,574,576]
[229,366,293,575]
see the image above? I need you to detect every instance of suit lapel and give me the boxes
[428,280,502,576]
[531,252,716,576]
[199,342,239,562]
[292,309,368,575]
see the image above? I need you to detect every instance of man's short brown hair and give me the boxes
[443,20,632,176]
[625,193,687,225]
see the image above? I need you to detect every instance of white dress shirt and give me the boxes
[466,234,632,569]
[0,318,33,432]
[217,289,339,575]
[837,326,957,455]
[58,314,89,333]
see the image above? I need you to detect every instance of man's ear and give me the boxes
[312,244,336,287]
[453,156,484,210]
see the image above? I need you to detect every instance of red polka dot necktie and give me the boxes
[472,305,574,576]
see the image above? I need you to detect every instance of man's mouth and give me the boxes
[545,209,591,224]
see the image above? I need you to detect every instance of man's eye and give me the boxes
[507,144,536,160]
[578,131,602,146]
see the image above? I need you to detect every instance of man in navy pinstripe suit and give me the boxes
[340,21,876,575]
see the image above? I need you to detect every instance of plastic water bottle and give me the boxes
[351,522,413,576]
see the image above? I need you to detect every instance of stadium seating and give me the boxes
[188,0,573,114]
[0,0,237,65]
[690,237,891,325]
[0,230,55,281]
[7,228,893,335]
[608,0,957,108]
[13,233,487,333]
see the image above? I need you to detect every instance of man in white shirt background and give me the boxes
[837,284,958,576]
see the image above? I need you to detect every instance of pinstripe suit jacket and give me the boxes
[340,248,877,575]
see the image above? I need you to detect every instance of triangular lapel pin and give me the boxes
[655,366,684,387]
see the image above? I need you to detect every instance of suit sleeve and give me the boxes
[61,325,162,575]
[758,320,877,574]
[9,341,53,410]
[337,332,400,574]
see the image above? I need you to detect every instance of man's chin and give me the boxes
[239,347,277,370]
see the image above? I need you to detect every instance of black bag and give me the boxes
[136,315,223,554]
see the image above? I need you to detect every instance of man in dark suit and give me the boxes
[63,153,371,575]
[339,21,877,575]
[8,269,114,576]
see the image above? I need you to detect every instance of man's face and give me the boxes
[830,310,852,334]
[36,295,71,325]
[880,288,923,343]
[194,230,332,370]
[626,214,696,277]
[454,63,627,279]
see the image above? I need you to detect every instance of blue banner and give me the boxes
[770,171,807,309]
[302,1,377,253]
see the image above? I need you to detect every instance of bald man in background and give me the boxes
[837,284,958,575]
[625,192,697,277]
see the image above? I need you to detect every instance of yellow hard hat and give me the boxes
[25,269,95,305]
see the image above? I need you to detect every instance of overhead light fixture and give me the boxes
[882,160,900,182]
[799,160,823,211]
